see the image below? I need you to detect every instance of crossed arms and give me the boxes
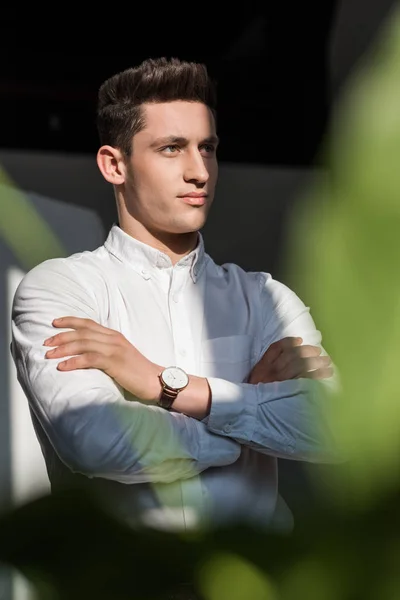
[11,260,341,485]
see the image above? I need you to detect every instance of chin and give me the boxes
[173,217,207,233]
[185,219,207,232]
[174,227,203,235]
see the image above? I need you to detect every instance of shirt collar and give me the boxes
[103,223,206,283]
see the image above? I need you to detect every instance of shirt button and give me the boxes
[172,294,180,303]
[223,424,232,434]
[178,348,187,357]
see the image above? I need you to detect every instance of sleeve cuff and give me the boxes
[205,378,258,442]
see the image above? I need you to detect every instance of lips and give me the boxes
[178,192,208,206]
[180,196,207,206]
[178,193,207,199]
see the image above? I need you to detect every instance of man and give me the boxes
[11,57,339,533]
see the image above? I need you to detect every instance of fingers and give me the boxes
[273,345,323,372]
[283,356,332,380]
[44,330,110,348]
[297,345,322,358]
[263,337,303,364]
[56,352,105,371]
[51,317,114,335]
[275,352,332,381]
[44,339,116,360]
[302,366,334,380]
[249,334,334,383]
[251,339,324,384]
[268,337,303,353]
[303,355,332,371]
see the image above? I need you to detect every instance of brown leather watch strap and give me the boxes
[158,383,179,410]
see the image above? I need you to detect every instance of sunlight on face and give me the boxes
[124,101,219,235]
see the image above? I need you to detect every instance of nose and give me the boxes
[183,150,209,184]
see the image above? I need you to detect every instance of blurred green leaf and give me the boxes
[284,3,400,510]
[0,175,66,268]
[197,552,277,600]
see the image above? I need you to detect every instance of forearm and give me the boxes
[170,372,341,463]
[16,356,240,483]
[169,373,212,420]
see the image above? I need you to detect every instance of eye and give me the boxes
[161,145,180,154]
[200,144,216,155]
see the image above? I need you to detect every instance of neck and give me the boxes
[118,217,199,266]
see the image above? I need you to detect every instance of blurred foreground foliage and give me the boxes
[2,3,400,599]
[1,485,400,600]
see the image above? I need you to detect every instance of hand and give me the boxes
[248,337,333,384]
[43,317,160,403]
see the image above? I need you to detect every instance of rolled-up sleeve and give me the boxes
[11,259,241,485]
[206,272,342,463]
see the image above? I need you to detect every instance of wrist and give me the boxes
[147,363,164,403]
[152,366,211,419]
[172,374,211,420]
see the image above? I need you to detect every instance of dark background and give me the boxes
[1,2,396,166]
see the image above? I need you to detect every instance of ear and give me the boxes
[96,145,126,185]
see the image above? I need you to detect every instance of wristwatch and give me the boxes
[157,366,189,409]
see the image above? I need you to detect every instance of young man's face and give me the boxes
[123,101,219,236]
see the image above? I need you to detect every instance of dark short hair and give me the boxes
[96,57,217,155]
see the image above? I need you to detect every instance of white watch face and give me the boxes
[162,366,189,390]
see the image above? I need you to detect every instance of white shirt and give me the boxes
[11,224,339,532]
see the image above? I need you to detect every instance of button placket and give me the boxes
[169,269,193,372]
[141,268,151,280]
[169,266,186,305]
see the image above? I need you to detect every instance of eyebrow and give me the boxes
[150,135,220,148]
